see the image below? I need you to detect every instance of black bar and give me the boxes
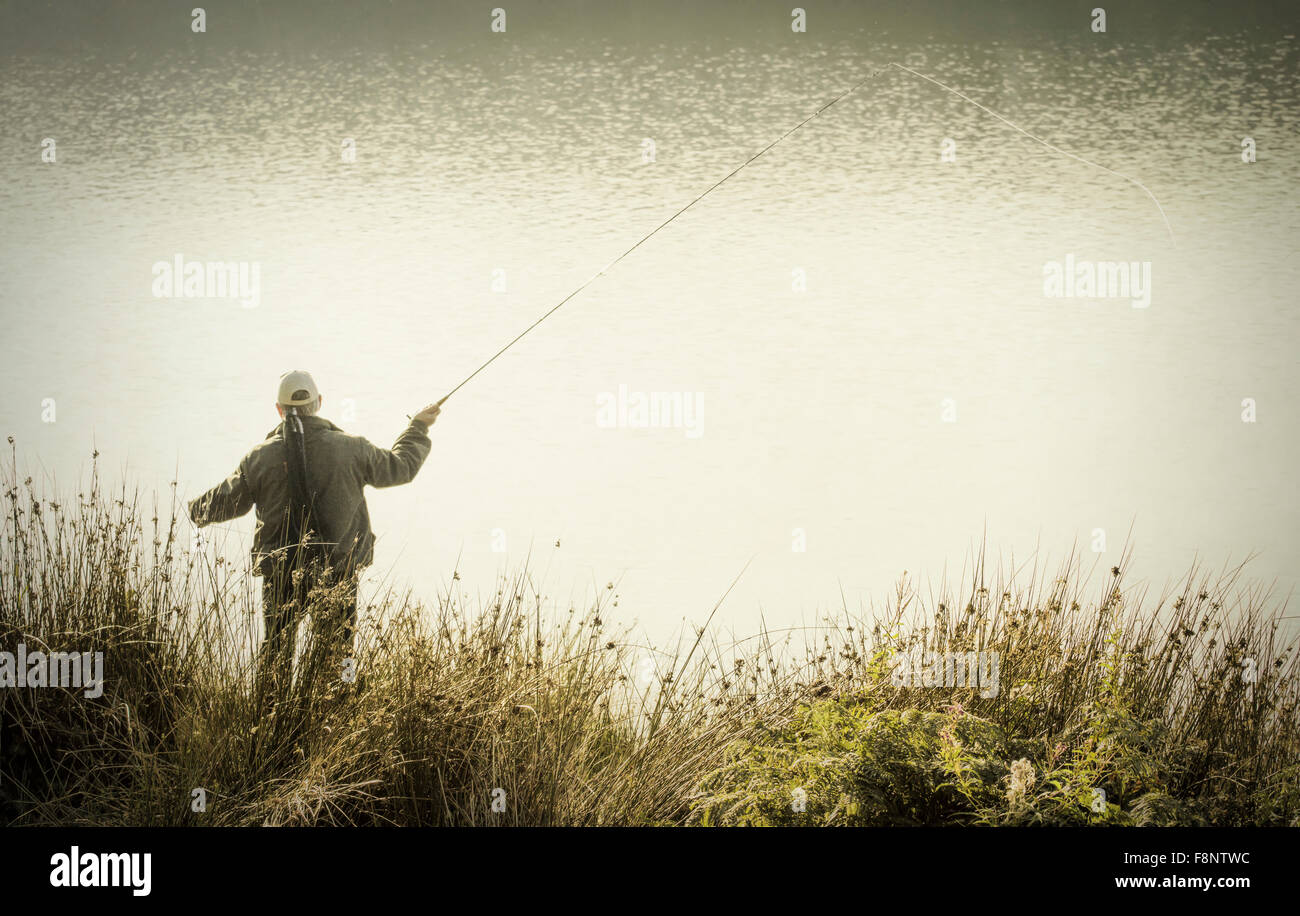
[2,826,1291,901]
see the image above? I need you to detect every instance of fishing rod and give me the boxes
[427,64,895,411]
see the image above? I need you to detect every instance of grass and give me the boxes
[2,448,1298,826]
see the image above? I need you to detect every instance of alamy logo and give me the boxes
[1042,254,1151,308]
[596,385,703,438]
[49,847,150,896]
[151,253,261,308]
[889,648,1000,698]
[0,643,104,698]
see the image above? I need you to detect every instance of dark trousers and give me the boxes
[258,554,359,693]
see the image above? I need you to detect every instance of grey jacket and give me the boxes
[188,415,431,575]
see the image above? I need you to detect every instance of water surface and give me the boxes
[2,12,1297,638]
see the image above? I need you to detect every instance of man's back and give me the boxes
[188,415,432,574]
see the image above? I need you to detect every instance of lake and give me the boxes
[2,2,1297,640]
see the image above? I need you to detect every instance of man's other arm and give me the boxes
[188,459,256,526]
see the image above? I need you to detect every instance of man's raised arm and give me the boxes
[363,404,439,488]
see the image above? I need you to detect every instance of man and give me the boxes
[188,369,441,682]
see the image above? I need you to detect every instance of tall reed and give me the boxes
[3,449,1296,826]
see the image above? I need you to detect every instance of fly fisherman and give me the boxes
[187,370,440,685]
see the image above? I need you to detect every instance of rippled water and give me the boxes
[2,22,1297,637]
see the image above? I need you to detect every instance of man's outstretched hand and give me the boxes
[412,403,442,427]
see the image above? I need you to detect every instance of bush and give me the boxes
[3,450,1298,826]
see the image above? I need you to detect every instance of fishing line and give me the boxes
[432,61,1174,410]
[890,62,1176,245]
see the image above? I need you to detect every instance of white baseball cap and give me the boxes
[277,369,319,407]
